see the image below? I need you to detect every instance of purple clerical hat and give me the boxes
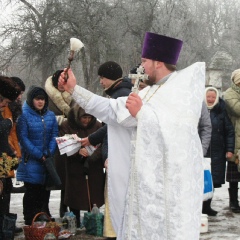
[141,32,183,65]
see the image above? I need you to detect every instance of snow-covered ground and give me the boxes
[199,182,240,240]
[11,182,240,239]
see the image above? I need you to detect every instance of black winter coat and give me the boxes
[88,125,108,162]
[105,77,132,99]
[206,98,235,185]
[0,114,14,156]
[89,124,107,146]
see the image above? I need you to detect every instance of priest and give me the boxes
[58,32,205,240]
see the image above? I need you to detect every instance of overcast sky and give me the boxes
[0,1,20,24]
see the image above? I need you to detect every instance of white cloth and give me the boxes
[72,62,205,240]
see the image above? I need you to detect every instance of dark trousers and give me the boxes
[0,178,16,239]
[23,182,45,225]
[230,182,238,189]
[69,207,81,228]
[0,178,12,215]
[42,190,51,217]
[60,190,68,218]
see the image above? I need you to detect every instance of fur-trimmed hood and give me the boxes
[45,76,73,116]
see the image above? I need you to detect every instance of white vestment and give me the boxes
[72,62,205,240]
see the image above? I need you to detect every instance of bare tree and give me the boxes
[58,0,130,91]
[0,0,68,86]
[1,0,240,91]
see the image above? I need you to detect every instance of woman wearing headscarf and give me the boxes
[60,105,105,228]
[205,86,235,215]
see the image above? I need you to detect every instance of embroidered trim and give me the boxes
[142,84,162,102]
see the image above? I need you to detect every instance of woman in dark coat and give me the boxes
[204,86,235,216]
[60,105,104,227]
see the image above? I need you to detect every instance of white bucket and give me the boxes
[200,214,208,233]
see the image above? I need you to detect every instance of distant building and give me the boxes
[206,50,233,94]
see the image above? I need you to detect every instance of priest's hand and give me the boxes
[58,68,77,94]
[126,93,143,117]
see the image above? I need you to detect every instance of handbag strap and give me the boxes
[42,115,51,157]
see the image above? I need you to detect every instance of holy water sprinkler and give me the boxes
[64,37,84,81]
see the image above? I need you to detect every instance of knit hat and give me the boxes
[52,70,63,88]
[98,61,123,80]
[0,76,21,101]
[231,69,240,85]
[11,76,25,92]
[141,32,183,65]
[130,64,141,74]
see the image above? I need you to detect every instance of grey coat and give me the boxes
[198,102,212,156]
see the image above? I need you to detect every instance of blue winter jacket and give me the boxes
[16,101,58,185]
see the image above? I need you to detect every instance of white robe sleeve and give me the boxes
[72,85,137,127]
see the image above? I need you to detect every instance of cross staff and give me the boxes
[128,65,148,94]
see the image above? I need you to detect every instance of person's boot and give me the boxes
[41,190,55,221]
[228,188,240,213]
[60,203,68,218]
[2,213,17,239]
[202,199,218,216]
[59,190,68,218]
[41,205,55,221]
[69,208,81,228]
[14,226,23,234]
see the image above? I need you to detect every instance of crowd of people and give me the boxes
[1,31,240,239]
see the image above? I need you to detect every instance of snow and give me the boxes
[200,182,240,239]
[11,182,240,239]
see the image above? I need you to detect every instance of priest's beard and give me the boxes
[143,68,158,86]
[144,75,156,86]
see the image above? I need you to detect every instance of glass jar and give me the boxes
[43,233,57,240]
[62,212,69,230]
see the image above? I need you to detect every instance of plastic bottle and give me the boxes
[68,212,77,235]
[91,204,100,214]
[43,233,57,239]
[62,212,69,230]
